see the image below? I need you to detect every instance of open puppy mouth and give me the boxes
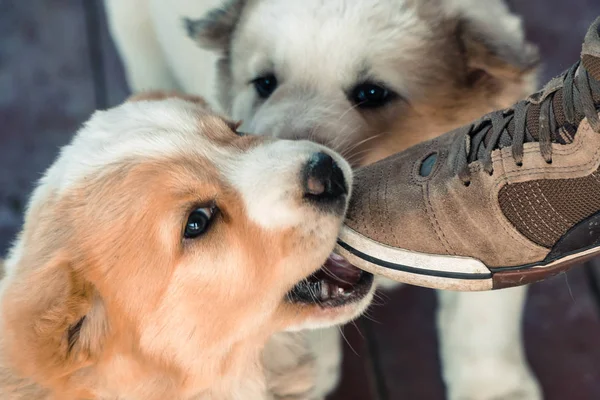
[287,253,374,308]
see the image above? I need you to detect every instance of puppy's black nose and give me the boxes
[303,152,347,200]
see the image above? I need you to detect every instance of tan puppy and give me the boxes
[0,93,374,399]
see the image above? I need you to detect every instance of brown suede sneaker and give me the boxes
[335,17,600,291]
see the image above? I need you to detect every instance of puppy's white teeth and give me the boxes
[330,285,346,299]
[320,283,330,300]
[326,284,341,299]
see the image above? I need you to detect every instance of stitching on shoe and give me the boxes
[412,147,446,183]
[376,166,386,238]
[507,188,543,244]
[490,184,549,254]
[517,187,545,243]
[489,151,551,253]
[484,124,600,255]
[367,168,380,238]
[508,124,585,161]
[505,145,600,178]
[384,158,397,245]
[515,186,549,245]
[527,185,564,239]
[495,192,550,253]
[528,189,553,245]
[535,181,570,227]
[423,183,455,255]
[499,131,600,180]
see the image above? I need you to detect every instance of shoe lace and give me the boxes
[455,60,600,186]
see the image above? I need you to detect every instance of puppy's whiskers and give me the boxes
[338,325,359,356]
[342,133,383,156]
[351,320,366,340]
[361,309,382,324]
[337,101,367,122]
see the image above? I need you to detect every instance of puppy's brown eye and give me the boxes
[184,207,216,239]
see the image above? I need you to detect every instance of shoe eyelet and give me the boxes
[419,152,439,178]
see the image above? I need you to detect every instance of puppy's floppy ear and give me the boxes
[2,251,107,382]
[458,19,539,84]
[451,0,539,85]
[184,0,247,51]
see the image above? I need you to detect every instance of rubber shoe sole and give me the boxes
[335,226,600,291]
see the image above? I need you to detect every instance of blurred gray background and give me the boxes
[1,1,600,399]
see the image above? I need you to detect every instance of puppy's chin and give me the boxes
[279,253,376,332]
[282,291,376,332]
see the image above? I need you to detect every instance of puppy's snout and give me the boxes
[303,152,347,201]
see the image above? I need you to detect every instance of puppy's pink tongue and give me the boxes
[322,253,362,287]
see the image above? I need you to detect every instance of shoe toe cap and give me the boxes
[345,153,453,256]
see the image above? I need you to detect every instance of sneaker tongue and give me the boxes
[481,63,600,153]
[524,65,600,145]
[583,55,600,81]
[524,89,571,144]
[479,18,600,154]
[475,19,600,160]
[582,16,600,81]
